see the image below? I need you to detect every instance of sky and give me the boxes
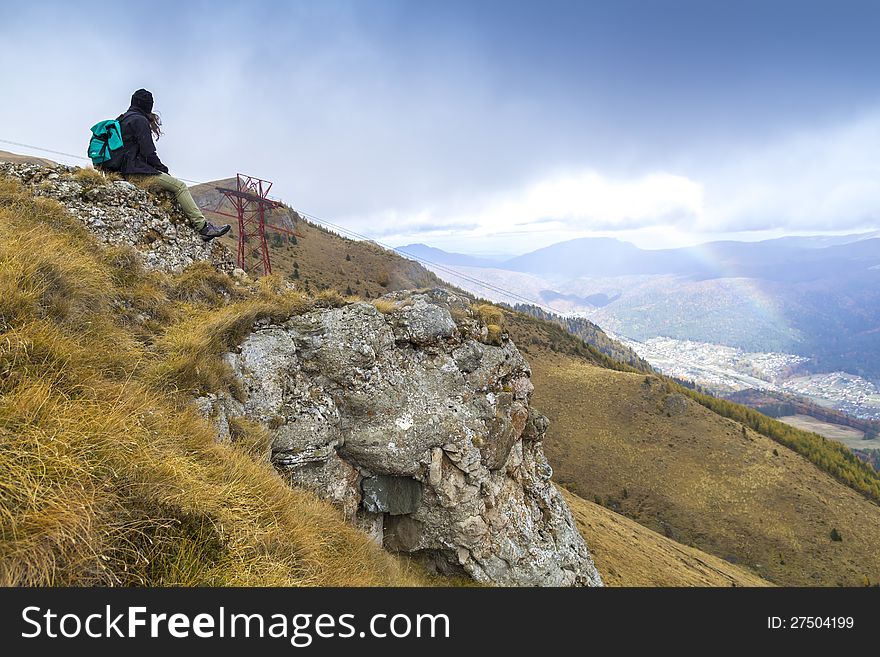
[2,0,880,255]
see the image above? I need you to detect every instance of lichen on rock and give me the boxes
[205,289,603,586]
[0,161,234,273]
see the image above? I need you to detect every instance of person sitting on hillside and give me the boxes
[106,89,229,241]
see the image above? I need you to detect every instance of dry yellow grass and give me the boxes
[167,260,244,305]
[0,175,432,587]
[485,324,504,346]
[371,298,398,314]
[228,416,272,463]
[73,167,121,186]
[471,303,504,328]
[530,351,880,586]
[560,488,770,587]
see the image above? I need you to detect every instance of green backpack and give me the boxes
[87,120,123,166]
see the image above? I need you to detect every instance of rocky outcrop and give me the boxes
[203,289,602,586]
[0,161,234,273]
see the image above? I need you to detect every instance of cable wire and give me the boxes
[0,137,203,184]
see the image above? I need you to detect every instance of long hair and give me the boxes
[148,112,163,140]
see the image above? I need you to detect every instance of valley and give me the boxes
[410,236,880,424]
[412,233,880,367]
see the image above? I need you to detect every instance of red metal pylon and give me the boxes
[212,173,300,276]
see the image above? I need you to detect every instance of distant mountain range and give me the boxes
[400,232,880,280]
[396,243,502,268]
[405,233,880,378]
[396,231,880,279]
[501,234,880,281]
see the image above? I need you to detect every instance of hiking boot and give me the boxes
[199,221,231,242]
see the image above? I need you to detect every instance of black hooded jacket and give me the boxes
[112,105,169,176]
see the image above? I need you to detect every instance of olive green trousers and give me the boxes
[131,173,207,231]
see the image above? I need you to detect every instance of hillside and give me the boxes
[511,303,651,369]
[559,489,770,587]
[0,149,56,166]
[529,350,880,586]
[188,186,447,298]
[190,176,880,586]
[0,162,606,587]
[0,168,430,586]
[244,218,444,297]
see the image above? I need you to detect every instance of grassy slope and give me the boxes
[195,204,445,299]
[246,218,444,297]
[0,173,430,586]
[506,306,880,504]
[529,350,880,586]
[559,489,770,587]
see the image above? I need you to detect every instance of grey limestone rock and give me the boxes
[0,161,235,273]
[213,289,603,587]
[361,476,423,515]
[663,393,689,416]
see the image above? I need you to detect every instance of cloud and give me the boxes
[363,170,702,239]
[501,171,704,230]
[702,112,880,232]
[378,112,880,250]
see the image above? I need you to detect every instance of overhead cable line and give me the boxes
[0,137,203,184]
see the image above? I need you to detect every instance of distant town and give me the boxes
[617,335,880,421]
